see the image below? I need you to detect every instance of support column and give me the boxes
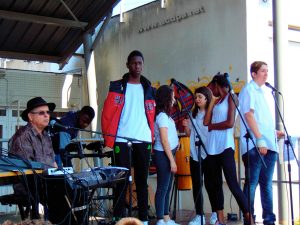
[83,33,101,167]
[272,0,288,224]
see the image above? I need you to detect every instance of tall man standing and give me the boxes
[101,50,156,225]
[239,61,284,225]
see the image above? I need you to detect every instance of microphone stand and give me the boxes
[51,124,149,217]
[270,90,299,225]
[171,80,207,225]
[225,78,266,220]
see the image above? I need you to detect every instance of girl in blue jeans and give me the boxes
[153,85,180,225]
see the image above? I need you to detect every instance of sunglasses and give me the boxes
[30,111,51,116]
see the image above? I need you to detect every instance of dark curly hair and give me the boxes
[155,85,173,117]
[192,86,212,118]
[211,74,230,88]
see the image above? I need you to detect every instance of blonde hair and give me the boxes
[115,217,143,225]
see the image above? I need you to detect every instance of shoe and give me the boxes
[156,219,165,225]
[142,221,148,225]
[165,219,180,225]
[210,212,217,225]
[188,215,205,225]
[214,221,226,225]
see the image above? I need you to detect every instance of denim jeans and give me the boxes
[153,148,176,219]
[242,148,278,224]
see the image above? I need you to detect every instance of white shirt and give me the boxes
[239,80,277,155]
[206,94,235,155]
[189,110,208,161]
[116,83,151,143]
[154,112,179,151]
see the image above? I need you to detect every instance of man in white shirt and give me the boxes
[239,61,284,225]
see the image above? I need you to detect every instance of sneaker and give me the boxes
[210,212,218,225]
[142,221,148,225]
[214,221,226,225]
[165,219,180,225]
[156,219,165,225]
[188,215,206,225]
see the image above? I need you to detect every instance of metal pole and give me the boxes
[272,0,288,224]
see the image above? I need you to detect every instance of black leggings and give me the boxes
[204,148,249,214]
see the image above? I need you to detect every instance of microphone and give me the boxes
[170,78,184,92]
[265,82,282,95]
[50,120,70,130]
[223,73,234,94]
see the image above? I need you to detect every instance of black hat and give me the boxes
[21,97,56,122]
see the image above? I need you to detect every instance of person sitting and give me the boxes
[9,97,57,219]
[51,106,95,167]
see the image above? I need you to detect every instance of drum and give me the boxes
[175,136,192,190]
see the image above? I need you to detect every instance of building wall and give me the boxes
[94,0,248,111]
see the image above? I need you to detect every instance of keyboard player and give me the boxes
[8,97,57,218]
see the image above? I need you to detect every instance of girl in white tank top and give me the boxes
[203,74,253,225]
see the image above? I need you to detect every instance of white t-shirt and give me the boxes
[239,80,277,155]
[189,110,208,161]
[116,83,151,143]
[154,112,179,151]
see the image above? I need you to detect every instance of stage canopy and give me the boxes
[0,0,119,66]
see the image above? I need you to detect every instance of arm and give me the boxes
[208,94,237,131]
[182,119,191,136]
[159,127,177,173]
[203,95,218,126]
[244,110,267,155]
[59,132,72,151]
[9,134,34,161]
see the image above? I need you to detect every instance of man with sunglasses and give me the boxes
[9,97,57,169]
[8,97,57,219]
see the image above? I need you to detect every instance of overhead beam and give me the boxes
[0,10,87,28]
[0,50,61,63]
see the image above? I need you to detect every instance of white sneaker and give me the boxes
[209,212,218,225]
[156,219,165,225]
[165,219,180,225]
[188,215,205,225]
[142,221,148,225]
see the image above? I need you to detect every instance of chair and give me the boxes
[0,194,31,220]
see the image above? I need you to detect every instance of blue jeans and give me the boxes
[242,148,278,224]
[154,148,176,219]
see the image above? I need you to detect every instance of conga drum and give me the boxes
[175,136,192,190]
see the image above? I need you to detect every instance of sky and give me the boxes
[112,0,155,15]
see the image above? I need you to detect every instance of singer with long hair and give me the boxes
[153,85,180,225]
[204,74,253,225]
[182,86,217,225]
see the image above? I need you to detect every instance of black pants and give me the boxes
[113,142,151,221]
[204,148,249,214]
[190,157,207,215]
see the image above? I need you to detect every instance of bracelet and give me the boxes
[256,137,267,148]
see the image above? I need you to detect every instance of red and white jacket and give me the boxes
[101,73,156,148]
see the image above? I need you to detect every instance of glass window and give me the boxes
[12,110,23,117]
[0,109,6,116]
